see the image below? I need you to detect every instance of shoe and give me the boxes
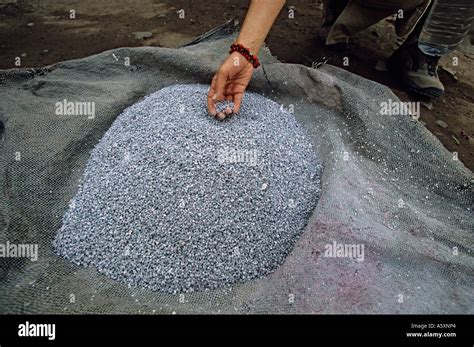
[388,41,445,98]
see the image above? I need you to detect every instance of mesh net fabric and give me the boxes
[0,28,472,314]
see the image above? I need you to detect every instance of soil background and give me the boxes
[1,0,472,170]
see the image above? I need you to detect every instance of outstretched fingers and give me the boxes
[233,93,243,114]
[208,73,244,120]
[207,84,217,117]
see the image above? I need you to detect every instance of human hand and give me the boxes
[207,52,255,120]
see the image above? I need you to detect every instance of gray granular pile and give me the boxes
[53,84,323,293]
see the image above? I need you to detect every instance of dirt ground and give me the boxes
[1,0,473,170]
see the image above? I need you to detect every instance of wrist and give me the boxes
[234,38,261,55]
[229,43,261,68]
[229,52,251,66]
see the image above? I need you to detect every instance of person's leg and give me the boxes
[323,0,426,46]
[319,0,348,45]
[388,2,445,98]
[389,0,474,98]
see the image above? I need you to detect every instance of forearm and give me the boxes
[236,0,286,54]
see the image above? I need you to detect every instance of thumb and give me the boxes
[212,69,228,102]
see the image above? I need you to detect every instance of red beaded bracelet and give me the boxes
[229,43,260,68]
